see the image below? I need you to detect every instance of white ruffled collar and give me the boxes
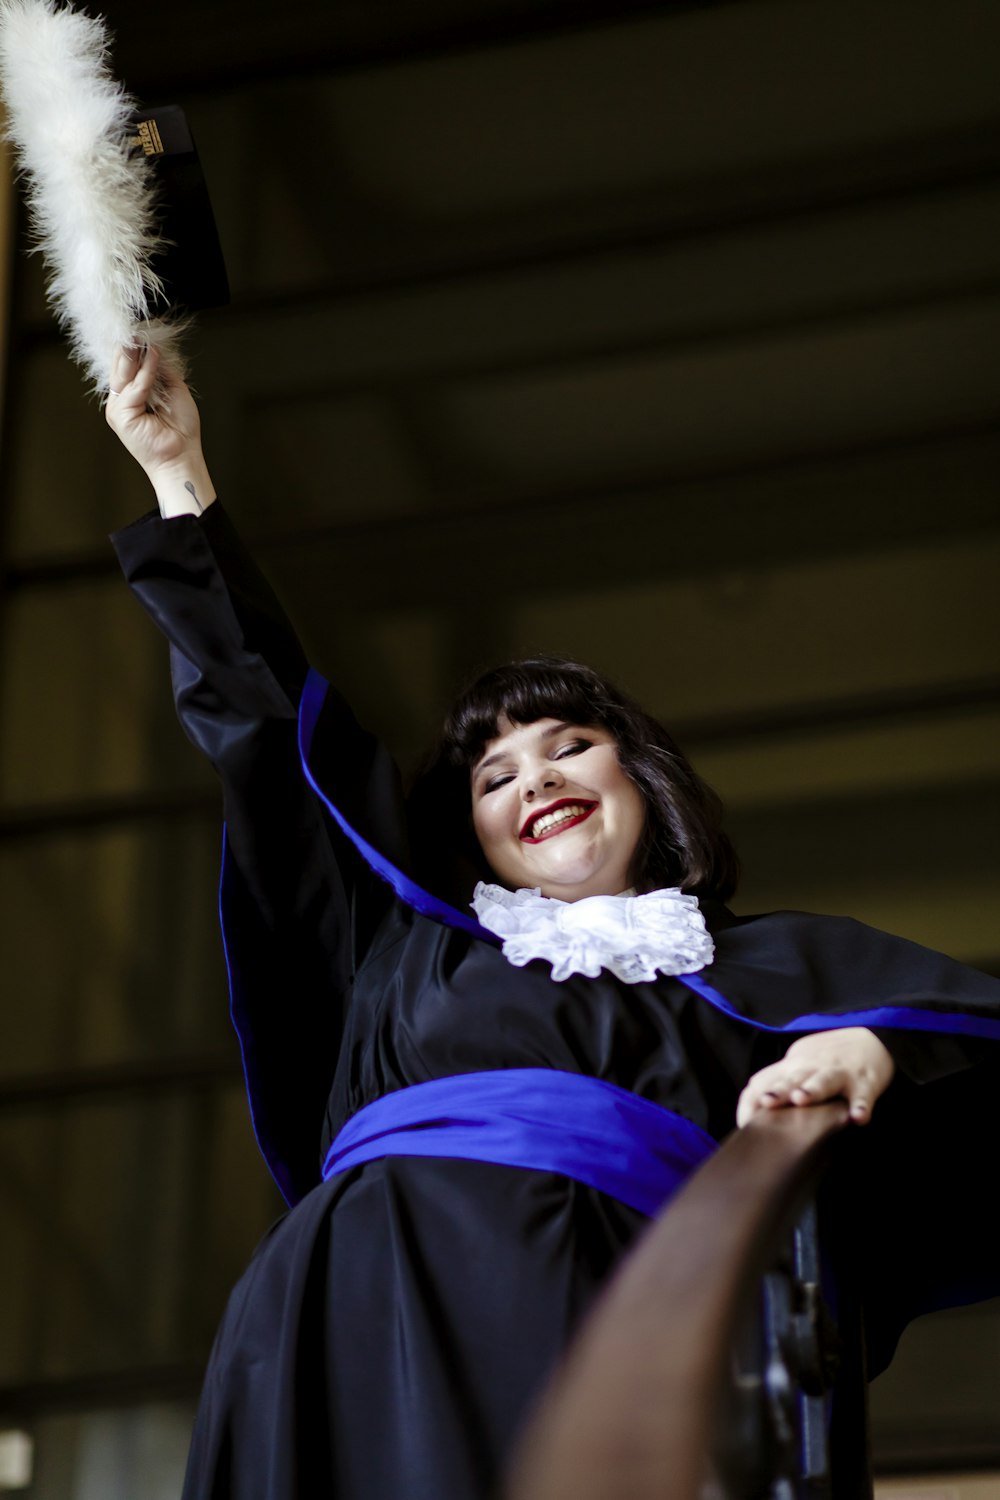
[470,882,715,984]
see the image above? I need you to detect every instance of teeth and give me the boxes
[529,804,589,838]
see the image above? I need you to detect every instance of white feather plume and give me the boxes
[0,0,186,398]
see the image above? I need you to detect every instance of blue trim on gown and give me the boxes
[676,968,1000,1041]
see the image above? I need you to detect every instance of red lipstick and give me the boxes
[520,799,597,843]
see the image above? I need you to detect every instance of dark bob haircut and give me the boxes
[407,656,739,904]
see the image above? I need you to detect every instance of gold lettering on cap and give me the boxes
[134,118,165,156]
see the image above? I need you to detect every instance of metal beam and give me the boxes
[5,418,1000,603]
[102,0,725,97]
[0,1056,240,1112]
[1,675,998,846]
[13,125,1000,341]
[0,1363,204,1419]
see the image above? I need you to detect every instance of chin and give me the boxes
[533,867,600,897]
[542,873,622,902]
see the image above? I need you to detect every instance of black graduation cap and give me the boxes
[128,104,230,314]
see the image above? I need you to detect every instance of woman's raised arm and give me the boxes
[104,353,405,1202]
[105,344,216,518]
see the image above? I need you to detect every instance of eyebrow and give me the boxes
[474,721,574,777]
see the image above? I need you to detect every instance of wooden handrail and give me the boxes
[506,1101,850,1500]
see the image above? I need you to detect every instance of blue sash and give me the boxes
[321,1068,717,1217]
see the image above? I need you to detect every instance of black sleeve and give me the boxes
[111,503,401,1201]
[871,1027,997,1083]
[113,502,352,940]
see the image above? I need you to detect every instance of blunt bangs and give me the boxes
[441,657,628,769]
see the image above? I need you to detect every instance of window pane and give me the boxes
[5,346,156,561]
[0,820,228,1077]
[1,577,213,805]
[25,1404,195,1500]
[0,1086,280,1385]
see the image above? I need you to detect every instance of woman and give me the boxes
[106,346,1000,1499]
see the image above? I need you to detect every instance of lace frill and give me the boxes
[470,883,715,984]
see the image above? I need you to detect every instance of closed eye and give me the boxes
[478,735,594,794]
[554,738,592,759]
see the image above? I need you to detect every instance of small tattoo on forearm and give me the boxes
[184,481,204,513]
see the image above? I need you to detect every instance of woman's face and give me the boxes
[471,717,645,901]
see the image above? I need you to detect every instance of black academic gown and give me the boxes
[113,503,1000,1500]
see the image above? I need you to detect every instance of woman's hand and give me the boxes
[105,344,216,517]
[736,1027,895,1128]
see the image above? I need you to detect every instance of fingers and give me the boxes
[109,343,141,398]
[737,1061,836,1128]
[104,341,207,490]
[108,343,161,407]
[737,1029,895,1130]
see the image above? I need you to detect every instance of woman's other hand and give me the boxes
[105,344,216,518]
[736,1027,896,1128]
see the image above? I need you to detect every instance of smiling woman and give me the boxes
[102,349,1000,1500]
[471,717,646,900]
[409,654,741,908]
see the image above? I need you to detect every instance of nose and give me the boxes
[522,763,564,801]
